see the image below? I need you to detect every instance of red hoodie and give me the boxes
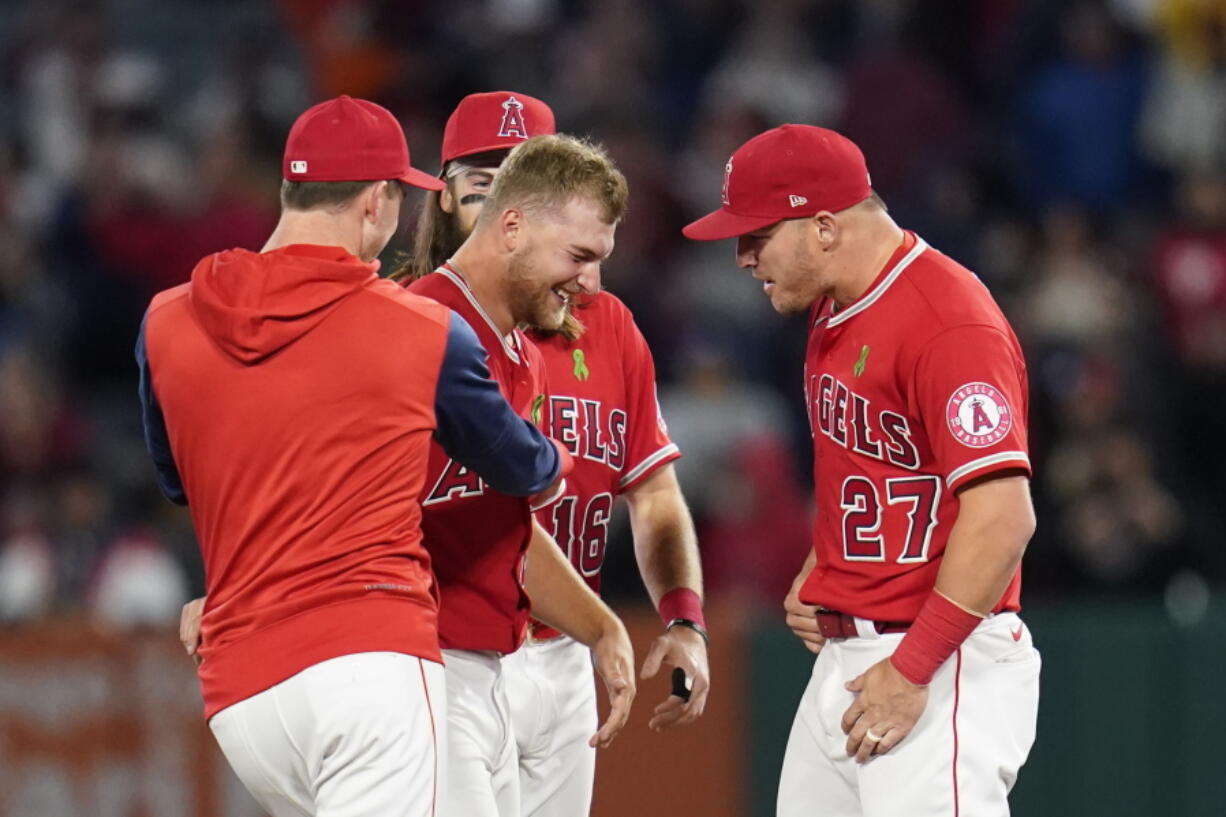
[137,244,566,719]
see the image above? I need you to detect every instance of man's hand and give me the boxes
[785,572,825,655]
[180,596,206,666]
[589,620,637,748]
[640,624,710,730]
[841,657,929,763]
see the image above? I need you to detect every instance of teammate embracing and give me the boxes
[403,131,639,817]
[176,110,639,817]
[397,92,709,817]
[684,125,1040,817]
[146,96,573,817]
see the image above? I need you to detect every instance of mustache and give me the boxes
[459,194,488,206]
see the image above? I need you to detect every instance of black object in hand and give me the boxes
[671,667,692,702]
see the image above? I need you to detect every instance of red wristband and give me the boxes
[658,587,705,629]
[889,592,981,685]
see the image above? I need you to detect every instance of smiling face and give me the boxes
[735,218,831,314]
[503,196,614,330]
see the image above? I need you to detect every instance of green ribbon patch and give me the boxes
[573,348,590,381]
[853,345,870,377]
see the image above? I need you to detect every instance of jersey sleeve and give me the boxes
[135,313,187,506]
[434,312,563,496]
[912,324,1031,493]
[617,307,680,493]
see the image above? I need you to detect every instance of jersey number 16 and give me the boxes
[546,492,614,577]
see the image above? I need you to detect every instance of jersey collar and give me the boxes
[826,232,928,328]
[437,262,523,364]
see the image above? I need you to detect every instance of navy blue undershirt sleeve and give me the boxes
[135,315,187,505]
[434,312,560,495]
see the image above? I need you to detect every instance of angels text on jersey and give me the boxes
[806,372,921,470]
[424,396,626,503]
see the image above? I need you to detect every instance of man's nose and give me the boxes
[575,262,602,294]
[735,238,756,269]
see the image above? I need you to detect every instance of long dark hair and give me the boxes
[389,188,467,283]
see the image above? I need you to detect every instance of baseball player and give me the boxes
[398,91,709,817]
[404,133,637,817]
[140,96,573,817]
[683,125,1041,817]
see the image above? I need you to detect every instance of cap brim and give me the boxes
[443,142,525,165]
[681,208,781,241]
[399,166,446,191]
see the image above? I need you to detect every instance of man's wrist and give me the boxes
[889,590,981,685]
[595,607,627,643]
[658,587,705,628]
[666,618,709,647]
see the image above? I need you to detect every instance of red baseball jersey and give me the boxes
[528,292,680,633]
[408,265,548,653]
[800,232,1031,622]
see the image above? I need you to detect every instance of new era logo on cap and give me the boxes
[290,160,308,174]
[789,195,808,208]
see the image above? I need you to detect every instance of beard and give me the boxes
[505,245,570,331]
[769,283,814,315]
[769,239,825,314]
[440,205,472,258]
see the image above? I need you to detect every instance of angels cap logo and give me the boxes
[946,382,1013,448]
[498,96,529,139]
[721,157,733,206]
[789,194,808,208]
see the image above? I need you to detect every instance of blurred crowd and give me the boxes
[1,0,1224,629]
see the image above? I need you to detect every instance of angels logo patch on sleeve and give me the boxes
[946,382,1013,448]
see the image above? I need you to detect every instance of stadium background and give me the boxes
[1,0,1225,814]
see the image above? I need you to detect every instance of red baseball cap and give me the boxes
[283,95,444,191]
[682,124,872,241]
[441,91,556,165]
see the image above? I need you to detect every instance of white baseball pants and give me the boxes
[442,648,521,817]
[208,651,445,817]
[504,636,598,817]
[778,612,1040,817]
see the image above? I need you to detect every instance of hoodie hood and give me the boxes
[189,245,379,364]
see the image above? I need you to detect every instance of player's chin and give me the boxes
[534,302,567,331]
[769,292,808,316]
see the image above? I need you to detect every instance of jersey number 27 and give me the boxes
[841,475,941,563]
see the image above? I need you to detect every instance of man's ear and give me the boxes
[440,183,455,214]
[364,181,389,223]
[813,211,839,250]
[499,207,525,251]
